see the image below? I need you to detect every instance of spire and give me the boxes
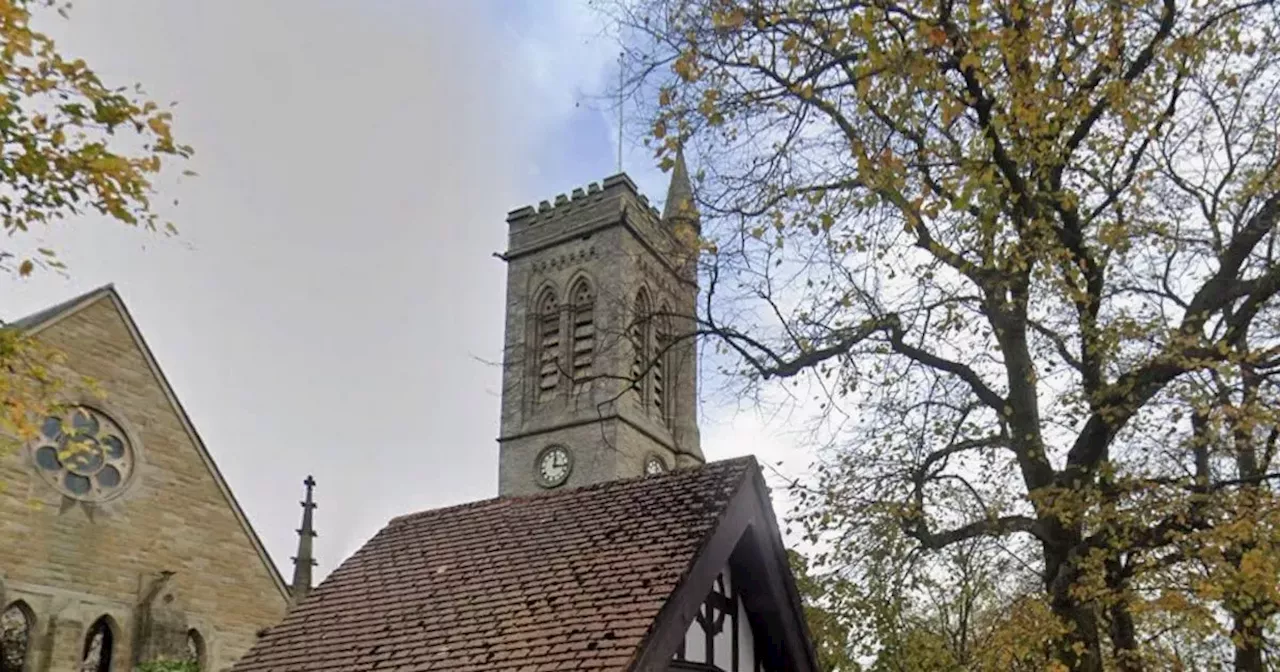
[661,144,698,227]
[290,475,317,604]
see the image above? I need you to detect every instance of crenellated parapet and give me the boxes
[503,174,677,264]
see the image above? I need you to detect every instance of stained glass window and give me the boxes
[32,408,135,502]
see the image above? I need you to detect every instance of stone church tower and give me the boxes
[497,154,704,495]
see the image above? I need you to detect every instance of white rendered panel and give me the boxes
[738,592,756,671]
[712,569,733,670]
[714,609,734,670]
[685,615,707,663]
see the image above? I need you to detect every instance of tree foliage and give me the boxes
[790,548,859,671]
[612,0,1280,668]
[0,0,189,447]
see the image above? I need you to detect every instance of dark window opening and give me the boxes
[0,602,32,672]
[80,617,113,672]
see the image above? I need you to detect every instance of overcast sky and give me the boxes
[7,0,805,581]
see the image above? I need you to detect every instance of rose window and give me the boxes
[31,407,134,501]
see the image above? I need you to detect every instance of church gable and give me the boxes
[633,467,817,672]
[0,286,287,670]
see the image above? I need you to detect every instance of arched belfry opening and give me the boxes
[534,286,561,402]
[569,277,595,386]
[630,288,652,404]
[654,302,673,426]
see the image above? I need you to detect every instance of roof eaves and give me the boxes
[746,463,822,671]
[626,458,756,671]
[5,283,116,333]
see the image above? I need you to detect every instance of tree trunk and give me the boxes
[1046,545,1104,672]
[1232,611,1264,672]
[1105,557,1143,672]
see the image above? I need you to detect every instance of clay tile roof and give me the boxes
[233,457,758,672]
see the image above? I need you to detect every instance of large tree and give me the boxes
[0,0,190,443]
[612,0,1280,668]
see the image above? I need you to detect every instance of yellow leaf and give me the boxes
[147,116,171,138]
[18,259,33,276]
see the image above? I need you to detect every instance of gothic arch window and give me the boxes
[0,601,33,672]
[569,277,595,385]
[533,286,561,402]
[630,289,652,403]
[653,303,672,425]
[186,629,205,670]
[80,617,113,672]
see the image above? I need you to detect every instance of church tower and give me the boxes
[497,157,704,496]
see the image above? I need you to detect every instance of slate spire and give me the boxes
[661,144,698,229]
[290,475,317,604]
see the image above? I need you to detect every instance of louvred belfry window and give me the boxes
[630,290,651,402]
[653,304,670,423]
[535,288,561,401]
[570,279,595,384]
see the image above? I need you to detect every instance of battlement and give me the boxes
[505,172,662,228]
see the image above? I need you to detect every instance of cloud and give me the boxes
[7,0,809,581]
[10,0,648,577]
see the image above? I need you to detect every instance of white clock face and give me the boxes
[644,454,667,476]
[536,445,572,487]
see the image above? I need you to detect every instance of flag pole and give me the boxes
[617,51,624,174]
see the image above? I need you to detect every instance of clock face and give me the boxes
[644,454,667,476]
[536,445,572,488]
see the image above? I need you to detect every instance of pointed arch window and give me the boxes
[0,601,33,672]
[534,288,561,401]
[80,617,113,672]
[630,289,651,402]
[186,629,205,671]
[653,303,671,424]
[570,279,595,384]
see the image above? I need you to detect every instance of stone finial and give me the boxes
[290,475,317,605]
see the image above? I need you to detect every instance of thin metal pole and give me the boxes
[617,51,624,174]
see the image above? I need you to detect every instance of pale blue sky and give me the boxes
[7,1,801,581]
